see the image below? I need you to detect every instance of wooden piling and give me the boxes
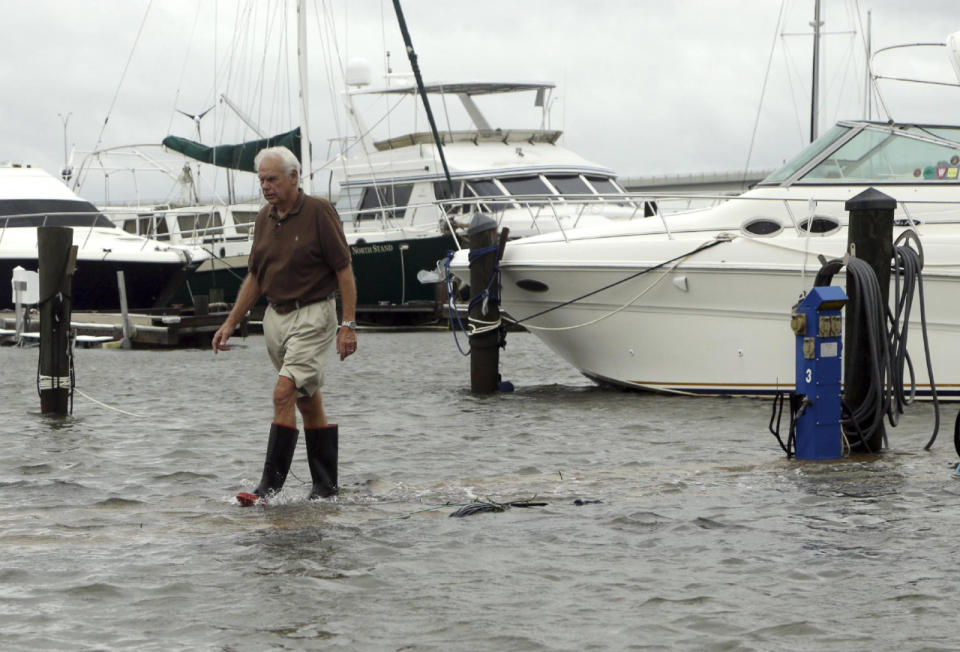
[117,270,133,349]
[467,214,505,394]
[13,269,25,346]
[844,187,895,452]
[37,227,77,415]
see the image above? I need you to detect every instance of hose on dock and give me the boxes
[770,234,938,455]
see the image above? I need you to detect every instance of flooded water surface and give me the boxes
[2,331,959,650]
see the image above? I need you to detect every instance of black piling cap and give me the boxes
[467,212,498,236]
[844,187,897,212]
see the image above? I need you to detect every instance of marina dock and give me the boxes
[0,309,249,348]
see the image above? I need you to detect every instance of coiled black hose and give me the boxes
[890,236,939,450]
[810,234,938,453]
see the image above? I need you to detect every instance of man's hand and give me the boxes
[337,326,357,361]
[212,322,235,354]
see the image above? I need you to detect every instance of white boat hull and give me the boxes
[497,241,960,396]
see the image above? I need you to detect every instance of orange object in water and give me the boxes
[236,492,261,507]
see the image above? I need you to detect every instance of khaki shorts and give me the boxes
[263,297,337,398]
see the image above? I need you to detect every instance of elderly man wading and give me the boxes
[212,145,358,506]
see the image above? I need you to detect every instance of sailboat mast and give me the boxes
[810,0,822,142]
[391,0,455,197]
[297,0,312,194]
[864,10,872,120]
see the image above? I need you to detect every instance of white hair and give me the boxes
[254,146,301,177]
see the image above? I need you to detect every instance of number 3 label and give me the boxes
[805,369,812,383]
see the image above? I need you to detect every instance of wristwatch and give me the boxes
[340,320,357,330]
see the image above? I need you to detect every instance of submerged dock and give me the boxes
[0,309,248,348]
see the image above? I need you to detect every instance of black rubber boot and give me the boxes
[237,423,299,506]
[305,424,338,499]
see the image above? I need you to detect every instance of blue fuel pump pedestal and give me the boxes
[790,286,848,460]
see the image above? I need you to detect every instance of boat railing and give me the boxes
[431,192,670,245]
[0,210,131,251]
[338,204,426,232]
[98,206,260,247]
[0,208,224,264]
[426,189,960,245]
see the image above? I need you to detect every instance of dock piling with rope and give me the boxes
[466,213,508,394]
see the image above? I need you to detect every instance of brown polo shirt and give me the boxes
[248,190,352,305]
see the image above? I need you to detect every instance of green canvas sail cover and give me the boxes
[162,127,301,173]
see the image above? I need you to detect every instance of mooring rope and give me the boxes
[196,243,247,282]
[511,234,735,330]
[72,387,146,418]
[444,244,504,356]
[443,234,735,354]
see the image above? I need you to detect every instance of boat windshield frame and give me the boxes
[758,124,857,186]
[760,120,960,187]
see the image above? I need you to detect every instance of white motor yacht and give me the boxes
[449,119,960,397]
[0,163,207,311]
[329,80,652,323]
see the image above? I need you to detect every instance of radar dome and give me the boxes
[346,58,372,87]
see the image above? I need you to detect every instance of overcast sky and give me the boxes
[4,0,959,204]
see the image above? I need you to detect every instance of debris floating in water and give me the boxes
[573,498,603,506]
[449,498,547,518]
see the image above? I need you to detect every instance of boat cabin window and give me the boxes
[335,185,364,221]
[800,126,960,183]
[761,124,851,184]
[548,175,592,196]
[798,216,840,234]
[123,214,169,240]
[177,211,222,236]
[585,176,634,207]
[585,176,621,195]
[742,218,783,236]
[465,179,510,212]
[120,216,140,235]
[433,181,466,214]
[357,183,413,220]
[231,210,258,234]
[499,176,552,199]
[0,199,115,229]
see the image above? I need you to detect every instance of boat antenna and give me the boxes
[869,40,960,123]
[391,0,455,198]
[810,0,823,142]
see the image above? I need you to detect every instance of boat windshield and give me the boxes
[0,199,115,228]
[500,176,552,197]
[465,179,511,212]
[796,124,960,183]
[357,184,413,220]
[548,175,592,195]
[760,124,851,184]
